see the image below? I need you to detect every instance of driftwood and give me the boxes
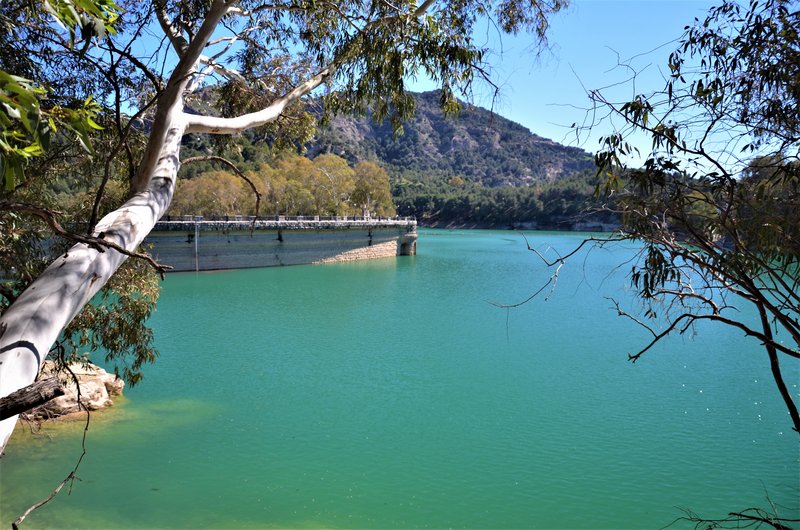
[0,378,65,421]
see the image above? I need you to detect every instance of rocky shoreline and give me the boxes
[22,361,124,421]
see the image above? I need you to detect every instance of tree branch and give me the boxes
[671,506,800,530]
[12,471,77,529]
[133,0,236,192]
[756,301,800,433]
[185,0,441,135]
[12,352,91,529]
[610,297,800,363]
[1,202,172,276]
[185,65,332,134]
[153,0,189,56]
[0,378,64,421]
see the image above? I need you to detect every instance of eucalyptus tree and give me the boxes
[1,0,164,445]
[353,160,396,216]
[584,0,800,436]
[169,170,251,216]
[0,0,567,450]
[311,154,356,215]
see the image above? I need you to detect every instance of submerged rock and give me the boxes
[23,361,124,420]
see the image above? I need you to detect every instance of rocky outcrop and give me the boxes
[23,361,124,420]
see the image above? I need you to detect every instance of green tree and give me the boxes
[353,160,396,217]
[586,0,800,438]
[312,154,356,216]
[170,170,250,217]
[282,179,316,215]
[259,164,288,215]
[274,154,318,215]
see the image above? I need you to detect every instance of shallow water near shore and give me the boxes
[1,229,798,529]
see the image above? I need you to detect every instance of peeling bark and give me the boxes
[0,378,65,421]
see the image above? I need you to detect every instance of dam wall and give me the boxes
[146,217,417,272]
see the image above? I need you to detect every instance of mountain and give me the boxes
[181,89,611,228]
[306,90,595,188]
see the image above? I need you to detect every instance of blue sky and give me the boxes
[133,0,721,161]
[412,0,718,157]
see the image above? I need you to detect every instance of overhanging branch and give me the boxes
[184,66,331,134]
[0,378,64,421]
[185,0,441,135]
[0,202,172,276]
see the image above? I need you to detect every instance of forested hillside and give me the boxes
[309,91,594,187]
[179,90,612,228]
[308,91,612,229]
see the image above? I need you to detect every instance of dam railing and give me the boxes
[154,215,417,232]
[148,215,418,271]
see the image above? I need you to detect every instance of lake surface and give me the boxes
[1,229,798,529]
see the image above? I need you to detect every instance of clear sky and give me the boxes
[133,0,721,161]
[411,0,719,157]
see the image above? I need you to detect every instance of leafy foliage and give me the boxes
[1,0,157,384]
[353,161,396,217]
[0,0,115,191]
[392,168,614,228]
[592,0,800,432]
[170,154,395,218]
[63,257,160,386]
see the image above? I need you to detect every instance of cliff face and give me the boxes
[307,91,595,187]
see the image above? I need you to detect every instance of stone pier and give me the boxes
[146,216,417,272]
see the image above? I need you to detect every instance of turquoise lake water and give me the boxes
[1,229,798,529]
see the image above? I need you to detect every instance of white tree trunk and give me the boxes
[0,0,438,453]
[0,0,234,452]
[0,113,187,450]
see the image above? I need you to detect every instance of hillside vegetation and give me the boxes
[170,154,396,219]
[179,91,611,228]
[308,91,612,228]
[310,91,593,187]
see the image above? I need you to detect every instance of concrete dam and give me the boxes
[146,216,418,272]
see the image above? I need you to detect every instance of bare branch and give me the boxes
[669,505,800,530]
[489,274,557,309]
[728,511,796,530]
[12,471,78,529]
[11,353,94,529]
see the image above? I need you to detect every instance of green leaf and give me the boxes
[21,143,44,156]
[3,157,23,191]
[85,115,103,130]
